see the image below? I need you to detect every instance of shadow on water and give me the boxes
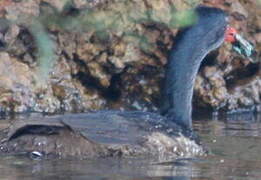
[0,112,261,180]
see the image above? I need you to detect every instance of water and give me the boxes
[0,112,260,180]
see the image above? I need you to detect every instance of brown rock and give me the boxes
[254,33,261,43]
[5,0,40,21]
[231,1,248,17]
[3,24,19,46]
[0,52,33,89]
[42,0,67,11]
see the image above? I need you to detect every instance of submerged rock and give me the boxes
[0,111,204,160]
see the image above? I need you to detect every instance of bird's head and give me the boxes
[193,6,229,51]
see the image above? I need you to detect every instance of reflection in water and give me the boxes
[0,156,198,180]
[0,112,261,180]
[194,112,261,179]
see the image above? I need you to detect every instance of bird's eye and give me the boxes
[225,17,229,23]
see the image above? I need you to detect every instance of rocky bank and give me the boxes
[0,0,260,114]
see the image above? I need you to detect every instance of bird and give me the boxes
[161,6,230,129]
[0,6,236,159]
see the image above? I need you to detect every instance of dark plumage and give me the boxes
[161,6,228,128]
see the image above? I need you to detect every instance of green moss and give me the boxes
[29,21,56,83]
[170,9,198,28]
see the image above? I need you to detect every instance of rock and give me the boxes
[3,24,19,46]
[88,61,111,87]
[41,0,68,11]
[0,52,33,89]
[57,32,77,59]
[0,111,205,159]
[73,0,88,9]
[4,0,40,22]
[231,1,248,18]
[255,33,261,43]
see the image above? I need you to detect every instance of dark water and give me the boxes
[0,112,261,180]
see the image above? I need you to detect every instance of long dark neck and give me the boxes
[162,31,208,128]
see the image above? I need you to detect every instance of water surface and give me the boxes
[0,112,260,180]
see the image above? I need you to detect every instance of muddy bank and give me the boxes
[0,111,204,160]
[0,0,260,114]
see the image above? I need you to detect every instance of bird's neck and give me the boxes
[162,34,208,128]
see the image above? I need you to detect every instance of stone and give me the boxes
[0,111,205,159]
